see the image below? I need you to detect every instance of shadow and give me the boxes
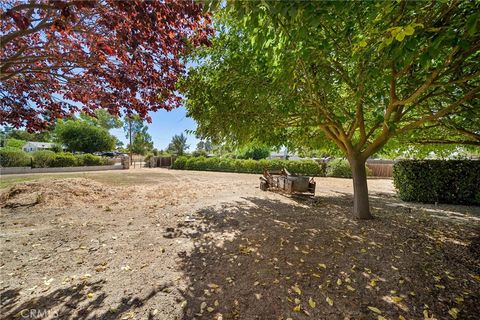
[1,280,163,320]
[178,194,480,320]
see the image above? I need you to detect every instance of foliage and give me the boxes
[326,159,353,178]
[48,152,77,167]
[79,109,123,130]
[50,144,63,153]
[31,150,56,168]
[1,1,213,130]
[4,129,52,142]
[172,156,325,176]
[5,138,25,149]
[124,116,153,155]
[393,160,480,205]
[131,127,154,155]
[196,139,213,153]
[0,148,30,167]
[75,154,108,166]
[167,133,190,155]
[55,120,116,153]
[182,1,480,218]
[236,145,271,160]
[191,149,209,157]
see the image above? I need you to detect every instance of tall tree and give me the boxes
[55,120,116,153]
[167,133,189,155]
[182,1,480,219]
[1,0,212,130]
[79,109,123,130]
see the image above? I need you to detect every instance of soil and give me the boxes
[0,169,479,320]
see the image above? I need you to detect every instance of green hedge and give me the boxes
[326,159,352,178]
[0,148,31,167]
[1,149,111,168]
[393,160,480,205]
[172,156,326,176]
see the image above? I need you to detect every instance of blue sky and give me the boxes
[110,107,199,151]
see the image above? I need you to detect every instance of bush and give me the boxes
[32,150,56,167]
[0,148,31,167]
[49,152,78,167]
[191,149,208,157]
[75,153,106,166]
[172,156,188,169]
[326,159,352,178]
[393,160,480,205]
[325,158,372,178]
[5,138,26,149]
[172,156,325,176]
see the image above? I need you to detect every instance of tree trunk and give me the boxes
[349,157,373,220]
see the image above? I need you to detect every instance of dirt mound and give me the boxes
[0,178,116,208]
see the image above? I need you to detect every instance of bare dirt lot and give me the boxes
[0,169,479,320]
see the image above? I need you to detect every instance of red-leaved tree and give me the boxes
[1,0,212,130]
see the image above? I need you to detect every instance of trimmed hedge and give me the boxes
[172,156,326,176]
[393,160,480,205]
[326,159,352,178]
[0,148,31,167]
[1,149,112,168]
[32,150,56,167]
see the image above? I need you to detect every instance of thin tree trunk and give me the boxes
[349,157,373,220]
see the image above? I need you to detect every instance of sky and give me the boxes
[110,106,200,151]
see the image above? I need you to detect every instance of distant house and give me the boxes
[22,141,56,152]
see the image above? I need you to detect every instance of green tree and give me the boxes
[182,1,480,219]
[236,145,271,160]
[167,133,190,156]
[123,116,153,157]
[80,109,123,130]
[129,126,154,155]
[55,120,116,153]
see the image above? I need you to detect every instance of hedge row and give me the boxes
[0,149,113,168]
[393,160,480,205]
[172,156,326,176]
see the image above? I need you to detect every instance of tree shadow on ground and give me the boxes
[178,193,480,320]
[0,280,164,320]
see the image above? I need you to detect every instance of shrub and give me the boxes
[326,159,352,178]
[393,160,480,205]
[32,150,56,167]
[191,149,208,157]
[75,153,105,166]
[172,156,188,169]
[172,156,325,176]
[49,152,77,167]
[325,159,372,178]
[0,148,31,167]
[5,138,26,149]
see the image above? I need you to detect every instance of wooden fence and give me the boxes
[366,159,394,177]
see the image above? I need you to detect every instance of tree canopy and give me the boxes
[168,133,189,155]
[55,120,116,153]
[1,0,212,131]
[182,0,480,219]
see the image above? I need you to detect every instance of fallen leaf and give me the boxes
[308,297,316,308]
[87,292,94,299]
[326,297,333,306]
[293,305,301,312]
[346,285,355,291]
[368,306,382,314]
[318,263,327,269]
[292,284,302,295]
[392,296,403,302]
[208,283,219,289]
[448,308,459,319]
[336,279,342,286]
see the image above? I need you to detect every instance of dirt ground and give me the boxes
[0,169,479,320]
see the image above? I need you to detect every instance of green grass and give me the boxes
[0,171,172,189]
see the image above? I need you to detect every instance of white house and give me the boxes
[22,141,56,152]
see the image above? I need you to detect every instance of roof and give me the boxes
[23,141,56,148]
